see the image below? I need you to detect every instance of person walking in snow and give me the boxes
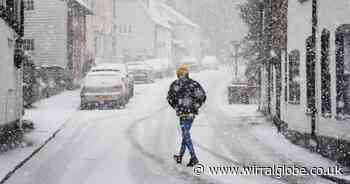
[167,64,206,167]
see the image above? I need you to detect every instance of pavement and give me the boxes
[0,90,80,183]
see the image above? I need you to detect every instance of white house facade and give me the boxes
[115,0,173,62]
[277,0,350,140]
[261,0,350,166]
[0,0,24,135]
[160,3,201,63]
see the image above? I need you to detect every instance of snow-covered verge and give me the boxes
[202,67,348,183]
[0,90,80,181]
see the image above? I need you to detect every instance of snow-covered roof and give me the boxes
[141,1,173,30]
[91,63,128,75]
[72,0,93,15]
[160,3,199,29]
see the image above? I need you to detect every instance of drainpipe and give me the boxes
[311,0,318,138]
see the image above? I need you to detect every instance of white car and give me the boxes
[90,63,134,99]
[144,58,168,78]
[201,56,219,70]
[127,61,155,84]
[80,72,128,109]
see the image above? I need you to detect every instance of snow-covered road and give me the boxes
[4,68,338,184]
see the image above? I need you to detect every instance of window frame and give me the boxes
[23,0,34,11]
[288,50,301,104]
[335,24,350,118]
[23,39,35,51]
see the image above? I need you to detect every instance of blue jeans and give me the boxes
[179,118,197,159]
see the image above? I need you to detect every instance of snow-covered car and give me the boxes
[144,58,169,78]
[80,72,128,109]
[127,61,155,84]
[90,63,134,99]
[201,56,219,70]
[180,57,200,72]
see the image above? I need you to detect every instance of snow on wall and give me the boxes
[285,0,313,133]
[24,0,68,68]
[285,0,350,138]
[316,0,350,140]
[0,19,22,125]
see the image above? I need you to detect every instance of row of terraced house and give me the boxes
[259,0,350,167]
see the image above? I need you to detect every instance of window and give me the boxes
[289,50,300,103]
[336,24,350,118]
[23,0,34,10]
[94,35,98,55]
[284,52,288,102]
[321,29,332,116]
[117,25,132,34]
[23,39,34,51]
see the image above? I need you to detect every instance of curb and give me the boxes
[0,111,76,184]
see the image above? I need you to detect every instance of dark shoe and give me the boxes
[173,155,182,164]
[186,157,199,167]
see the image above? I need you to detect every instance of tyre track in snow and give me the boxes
[197,71,336,184]
[126,105,224,184]
[126,70,282,184]
[126,69,332,184]
[194,111,334,184]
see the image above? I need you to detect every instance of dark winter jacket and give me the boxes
[167,76,206,116]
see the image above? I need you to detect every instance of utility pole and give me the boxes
[311,0,318,138]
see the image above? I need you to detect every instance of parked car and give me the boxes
[144,58,166,78]
[201,56,219,70]
[180,57,200,72]
[80,72,128,109]
[90,63,134,99]
[127,61,155,84]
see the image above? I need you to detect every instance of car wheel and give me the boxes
[119,98,126,109]
[111,102,118,109]
[131,88,134,97]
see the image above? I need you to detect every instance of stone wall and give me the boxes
[273,116,350,168]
